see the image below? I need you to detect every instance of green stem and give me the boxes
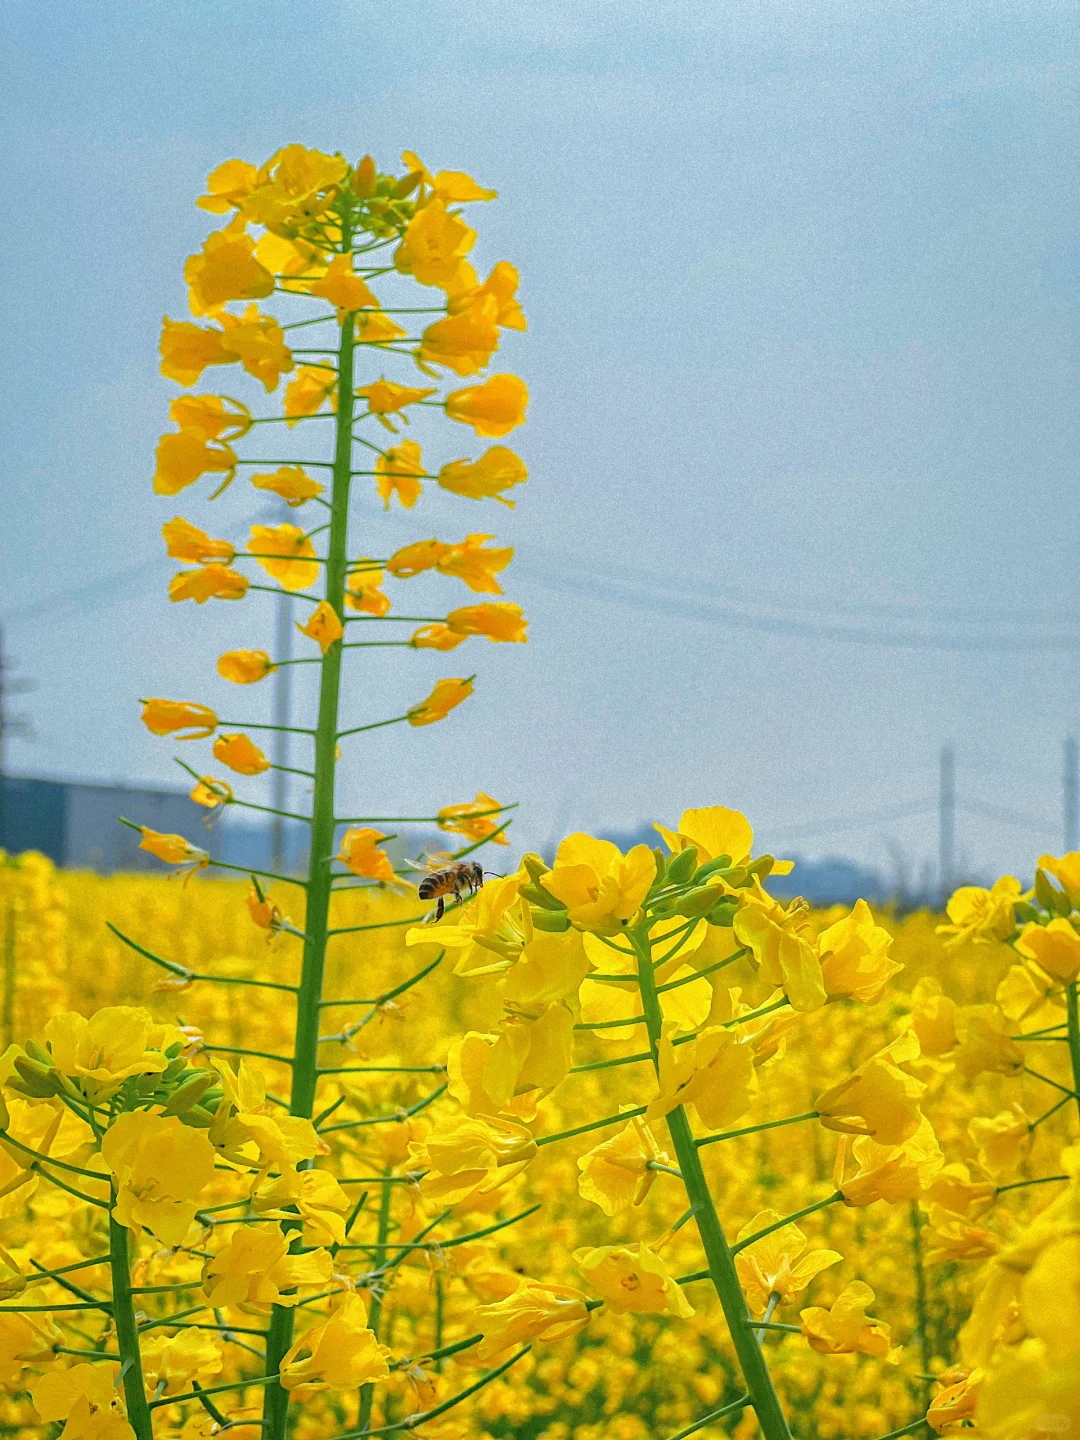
[357,1174,394,1432]
[909,1200,933,1408]
[263,271,357,1440]
[1067,980,1080,1126]
[109,1214,154,1440]
[630,929,792,1440]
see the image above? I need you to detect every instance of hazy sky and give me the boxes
[1,0,1078,885]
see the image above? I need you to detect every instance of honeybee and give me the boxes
[416,857,486,921]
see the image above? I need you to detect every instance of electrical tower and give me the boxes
[0,624,35,847]
[939,743,955,902]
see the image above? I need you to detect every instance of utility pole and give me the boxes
[939,743,955,903]
[1065,738,1079,854]
[270,594,292,873]
[0,625,34,851]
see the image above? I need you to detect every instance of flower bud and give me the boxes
[706,900,738,927]
[693,854,732,882]
[12,1057,60,1098]
[521,853,551,884]
[663,848,699,886]
[520,881,566,912]
[673,884,724,918]
[162,1072,214,1116]
[529,908,571,932]
[1034,868,1056,911]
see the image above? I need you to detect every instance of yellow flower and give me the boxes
[204,1224,333,1312]
[185,222,274,315]
[654,804,755,865]
[437,792,509,846]
[240,145,348,229]
[355,377,437,432]
[159,315,232,385]
[437,446,528,506]
[407,677,474,726]
[190,775,232,811]
[969,1105,1031,1182]
[248,524,320,591]
[141,698,218,739]
[541,833,655,934]
[434,533,514,594]
[138,828,210,876]
[169,564,250,604]
[474,1279,590,1364]
[247,883,288,934]
[445,374,528,437]
[32,1363,135,1440]
[1038,849,1080,902]
[0,1312,60,1386]
[647,1023,757,1132]
[153,431,236,496]
[168,393,252,441]
[924,1204,1000,1265]
[952,1003,1024,1079]
[355,310,407,343]
[734,890,826,1013]
[280,1293,391,1399]
[923,1163,997,1221]
[394,199,477,287]
[577,1113,672,1215]
[465,1004,576,1110]
[835,1113,943,1206]
[936,876,1024,947]
[407,872,527,976]
[297,600,343,654]
[386,537,454,578]
[44,1006,169,1096]
[213,732,270,774]
[410,602,527,651]
[573,1241,694,1317]
[209,1058,321,1171]
[101,1109,216,1246]
[817,899,901,1003]
[336,828,396,883]
[162,517,235,564]
[217,304,294,391]
[927,1367,983,1432]
[815,1031,926,1144]
[402,151,497,204]
[446,260,526,329]
[254,1165,351,1247]
[308,254,379,313]
[251,465,326,506]
[734,1210,843,1315]
[447,602,527,642]
[800,1281,897,1360]
[1016,917,1080,983]
[217,649,276,684]
[345,560,392,616]
[906,976,958,1058]
[197,157,259,213]
[375,440,426,509]
[160,307,292,391]
[139,1329,223,1397]
[409,1113,536,1207]
[419,295,500,376]
[284,363,337,425]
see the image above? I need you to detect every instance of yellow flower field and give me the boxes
[0,852,1073,1440]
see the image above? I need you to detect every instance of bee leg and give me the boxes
[435,896,445,922]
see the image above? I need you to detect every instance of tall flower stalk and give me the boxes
[0,144,530,1440]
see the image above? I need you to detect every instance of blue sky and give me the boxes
[1,0,1078,885]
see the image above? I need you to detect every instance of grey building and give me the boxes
[0,775,308,874]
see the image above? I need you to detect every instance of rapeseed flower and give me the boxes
[102,1111,216,1245]
[407,677,473,726]
[445,374,528,437]
[474,1280,591,1364]
[251,465,325,506]
[734,1212,842,1316]
[437,446,528,506]
[141,698,217,739]
[247,523,320,590]
[169,564,250,603]
[280,1294,391,1399]
[573,1241,694,1318]
[297,600,343,654]
[217,648,276,683]
[213,732,270,774]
